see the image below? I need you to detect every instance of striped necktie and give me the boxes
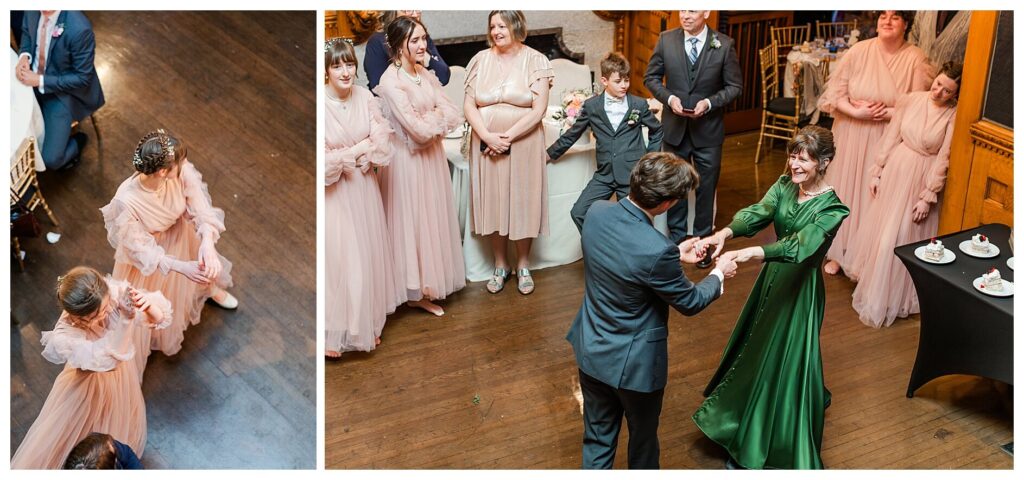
[37,17,50,75]
[687,37,699,65]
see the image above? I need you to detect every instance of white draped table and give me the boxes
[10,49,46,171]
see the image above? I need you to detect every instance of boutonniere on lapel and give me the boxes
[52,23,65,38]
[626,109,640,126]
[709,33,721,50]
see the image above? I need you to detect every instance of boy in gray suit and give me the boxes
[567,152,737,469]
[546,52,663,232]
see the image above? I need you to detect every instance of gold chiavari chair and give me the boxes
[755,45,805,164]
[11,137,60,270]
[816,19,858,41]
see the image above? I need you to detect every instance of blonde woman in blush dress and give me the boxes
[375,16,466,316]
[324,38,403,358]
[845,63,960,328]
[463,10,553,295]
[818,10,934,276]
[100,130,236,377]
[11,267,171,469]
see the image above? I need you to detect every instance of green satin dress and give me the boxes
[692,175,849,469]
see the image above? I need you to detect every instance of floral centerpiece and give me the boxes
[546,88,594,144]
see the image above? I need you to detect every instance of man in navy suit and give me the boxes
[645,10,742,267]
[547,52,663,232]
[567,151,737,469]
[16,10,105,170]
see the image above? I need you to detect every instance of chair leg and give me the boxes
[33,190,60,227]
[12,237,25,271]
[90,113,102,163]
[755,113,768,164]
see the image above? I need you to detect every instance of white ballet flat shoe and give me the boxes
[209,290,238,310]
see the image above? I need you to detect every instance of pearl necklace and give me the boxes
[799,184,833,198]
[400,67,422,85]
[326,89,352,109]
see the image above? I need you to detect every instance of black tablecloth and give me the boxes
[894,223,1014,397]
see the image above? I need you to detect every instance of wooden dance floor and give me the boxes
[10,12,316,468]
[326,132,1013,469]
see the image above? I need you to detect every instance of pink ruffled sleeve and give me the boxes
[324,147,357,186]
[100,199,175,276]
[526,50,555,96]
[817,43,858,114]
[464,52,481,99]
[920,108,957,204]
[180,161,227,243]
[374,69,464,148]
[40,324,127,371]
[869,94,912,178]
[107,277,173,330]
[365,97,394,167]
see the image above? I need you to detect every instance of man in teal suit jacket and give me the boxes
[567,151,736,469]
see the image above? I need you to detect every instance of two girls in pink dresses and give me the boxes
[819,11,960,328]
[14,130,237,468]
[324,17,465,358]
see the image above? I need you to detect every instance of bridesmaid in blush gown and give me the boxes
[817,10,933,276]
[100,130,236,376]
[693,127,849,469]
[846,63,960,328]
[324,38,403,357]
[375,16,466,316]
[11,266,171,469]
[463,10,553,295]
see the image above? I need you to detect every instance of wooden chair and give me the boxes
[755,45,805,164]
[816,20,858,40]
[71,113,103,163]
[771,24,811,61]
[11,137,60,270]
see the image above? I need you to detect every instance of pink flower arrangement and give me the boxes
[551,88,592,129]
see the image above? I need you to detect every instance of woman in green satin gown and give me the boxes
[692,126,849,469]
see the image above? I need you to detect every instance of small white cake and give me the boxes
[924,239,945,261]
[971,234,991,254]
[982,268,1003,291]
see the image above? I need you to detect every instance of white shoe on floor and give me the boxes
[209,289,238,309]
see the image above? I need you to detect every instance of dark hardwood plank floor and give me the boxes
[9,11,316,469]
[325,132,1012,469]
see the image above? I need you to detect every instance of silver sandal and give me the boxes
[487,267,510,294]
[517,268,535,295]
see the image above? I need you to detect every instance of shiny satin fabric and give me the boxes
[692,175,849,469]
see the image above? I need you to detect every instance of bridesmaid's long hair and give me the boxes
[132,129,187,175]
[56,266,109,318]
[385,16,426,64]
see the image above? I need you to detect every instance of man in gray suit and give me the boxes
[567,151,737,469]
[644,10,742,267]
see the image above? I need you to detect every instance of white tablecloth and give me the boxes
[784,48,846,125]
[446,123,667,282]
[10,49,46,171]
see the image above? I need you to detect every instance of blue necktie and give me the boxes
[688,37,699,65]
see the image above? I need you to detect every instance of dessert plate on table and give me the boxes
[1008,257,1014,270]
[959,240,1000,258]
[914,246,955,264]
[973,277,1014,297]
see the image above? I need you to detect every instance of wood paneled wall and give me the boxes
[939,11,1014,233]
[621,11,790,134]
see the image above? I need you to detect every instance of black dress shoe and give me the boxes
[697,254,714,269]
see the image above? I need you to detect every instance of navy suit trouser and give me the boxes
[579,369,664,469]
[664,131,722,242]
[571,178,630,233]
[37,93,80,170]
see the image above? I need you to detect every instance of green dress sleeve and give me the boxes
[761,200,850,263]
[727,176,786,237]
